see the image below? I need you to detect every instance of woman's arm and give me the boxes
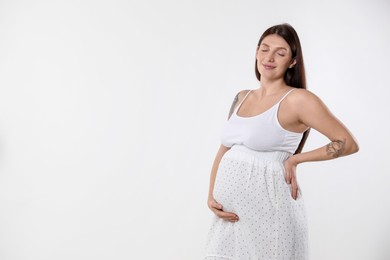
[295,90,359,160]
[206,90,249,222]
[285,90,359,199]
[207,146,240,223]
[207,144,230,200]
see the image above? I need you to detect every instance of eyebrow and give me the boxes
[260,43,288,51]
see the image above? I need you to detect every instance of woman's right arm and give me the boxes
[206,90,249,222]
[207,144,239,222]
[207,144,230,201]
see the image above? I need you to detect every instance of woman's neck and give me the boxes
[258,79,289,96]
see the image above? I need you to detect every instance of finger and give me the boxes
[213,209,239,221]
[226,213,239,222]
[285,169,291,184]
[226,217,239,223]
[222,214,239,222]
[291,176,298,200]
[291,186,297,200]
[214,210,237,219]
[226,214,240,222]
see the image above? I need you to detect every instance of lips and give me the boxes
[263,64,276,70]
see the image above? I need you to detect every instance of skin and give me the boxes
[207,34,359,223]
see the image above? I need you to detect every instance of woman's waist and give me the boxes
[227,144,292,162]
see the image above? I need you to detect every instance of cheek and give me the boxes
[256,55,267,67]
[256,58,263,70]
[256,52,265,61]
[278,58,292,67]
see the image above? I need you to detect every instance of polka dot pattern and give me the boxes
[204,145,308,260]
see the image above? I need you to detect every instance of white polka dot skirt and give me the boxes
[204,145,308,260]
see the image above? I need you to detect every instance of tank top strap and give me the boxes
[277,88,296,104]
[234,90,252,112]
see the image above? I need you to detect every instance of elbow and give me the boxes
[347,139,359,155]
[352,141,360,154]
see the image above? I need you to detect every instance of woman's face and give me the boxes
[256,34,296,81]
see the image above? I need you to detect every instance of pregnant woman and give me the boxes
[204,23,359,260]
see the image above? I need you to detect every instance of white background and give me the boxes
[0,0,389,259]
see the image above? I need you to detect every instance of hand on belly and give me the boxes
[208,196,239,223]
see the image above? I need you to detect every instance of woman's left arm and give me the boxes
[285,90,359,199]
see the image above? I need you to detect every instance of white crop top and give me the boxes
[220,89,303,154]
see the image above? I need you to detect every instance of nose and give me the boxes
[266,53,274,62]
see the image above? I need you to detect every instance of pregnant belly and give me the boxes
[212,157,254,214]
[212,155,289,217]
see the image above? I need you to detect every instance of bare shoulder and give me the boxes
[237,89,251,100]
[285,88,333,120]
[230,89,252,105]
[287,88,325,107]
[227,89,251,119]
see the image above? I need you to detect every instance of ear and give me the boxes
[289,58,297,68]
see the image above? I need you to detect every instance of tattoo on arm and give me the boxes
[228,93,239,119]
[326,139,345,158]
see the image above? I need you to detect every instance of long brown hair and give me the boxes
[255,23,310,154]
